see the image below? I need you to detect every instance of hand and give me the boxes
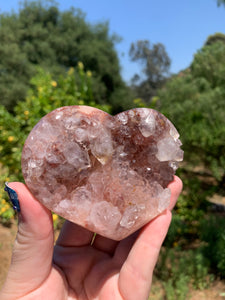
[0,176,182,300]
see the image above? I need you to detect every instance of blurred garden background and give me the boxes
[0,0,225,299]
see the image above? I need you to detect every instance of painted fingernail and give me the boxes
[4,182,21,212]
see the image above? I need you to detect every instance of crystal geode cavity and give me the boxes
[21,106,183,240]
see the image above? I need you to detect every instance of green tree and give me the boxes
[217,0,225,6]
[204,32,225,46]
[129,40,171,104]
[0,0,130,111]
[158,40,225,185]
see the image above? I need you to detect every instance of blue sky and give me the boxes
[1,0,225,82]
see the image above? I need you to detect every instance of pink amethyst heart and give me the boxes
[21,106,183,240]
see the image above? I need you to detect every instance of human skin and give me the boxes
[0,176,182,300]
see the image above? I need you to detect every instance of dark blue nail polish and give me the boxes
[4,182,21,212]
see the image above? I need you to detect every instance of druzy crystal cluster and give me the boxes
[21,106,183,240]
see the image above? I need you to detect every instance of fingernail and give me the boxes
[4,182,21,212]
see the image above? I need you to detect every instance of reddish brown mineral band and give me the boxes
[21,106,183,240]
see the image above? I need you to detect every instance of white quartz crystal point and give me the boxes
[21,105,183,240]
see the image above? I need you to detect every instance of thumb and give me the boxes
[2,182,54,297]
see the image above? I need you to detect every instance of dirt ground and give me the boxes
[0,221,225,299]
[0,221,17,289]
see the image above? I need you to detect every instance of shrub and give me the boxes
[200,216,225,277]
[156,247,213,299]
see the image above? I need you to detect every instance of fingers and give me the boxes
[168,175,183,210]
[2,182,54,297]
[56,220,94,247]
[92,235,119,255]
[119,209,172,300]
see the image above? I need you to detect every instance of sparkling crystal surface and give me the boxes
[21,106,183,240]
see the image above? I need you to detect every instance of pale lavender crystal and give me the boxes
[21,106,183,240]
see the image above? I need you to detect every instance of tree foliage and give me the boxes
[158,39,225,184]
[129,40,171,104]
[204,32,225,46]
[0,0,130,111]
[217,0,225,6]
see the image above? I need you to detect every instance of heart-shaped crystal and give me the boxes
[21,106,183,240]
